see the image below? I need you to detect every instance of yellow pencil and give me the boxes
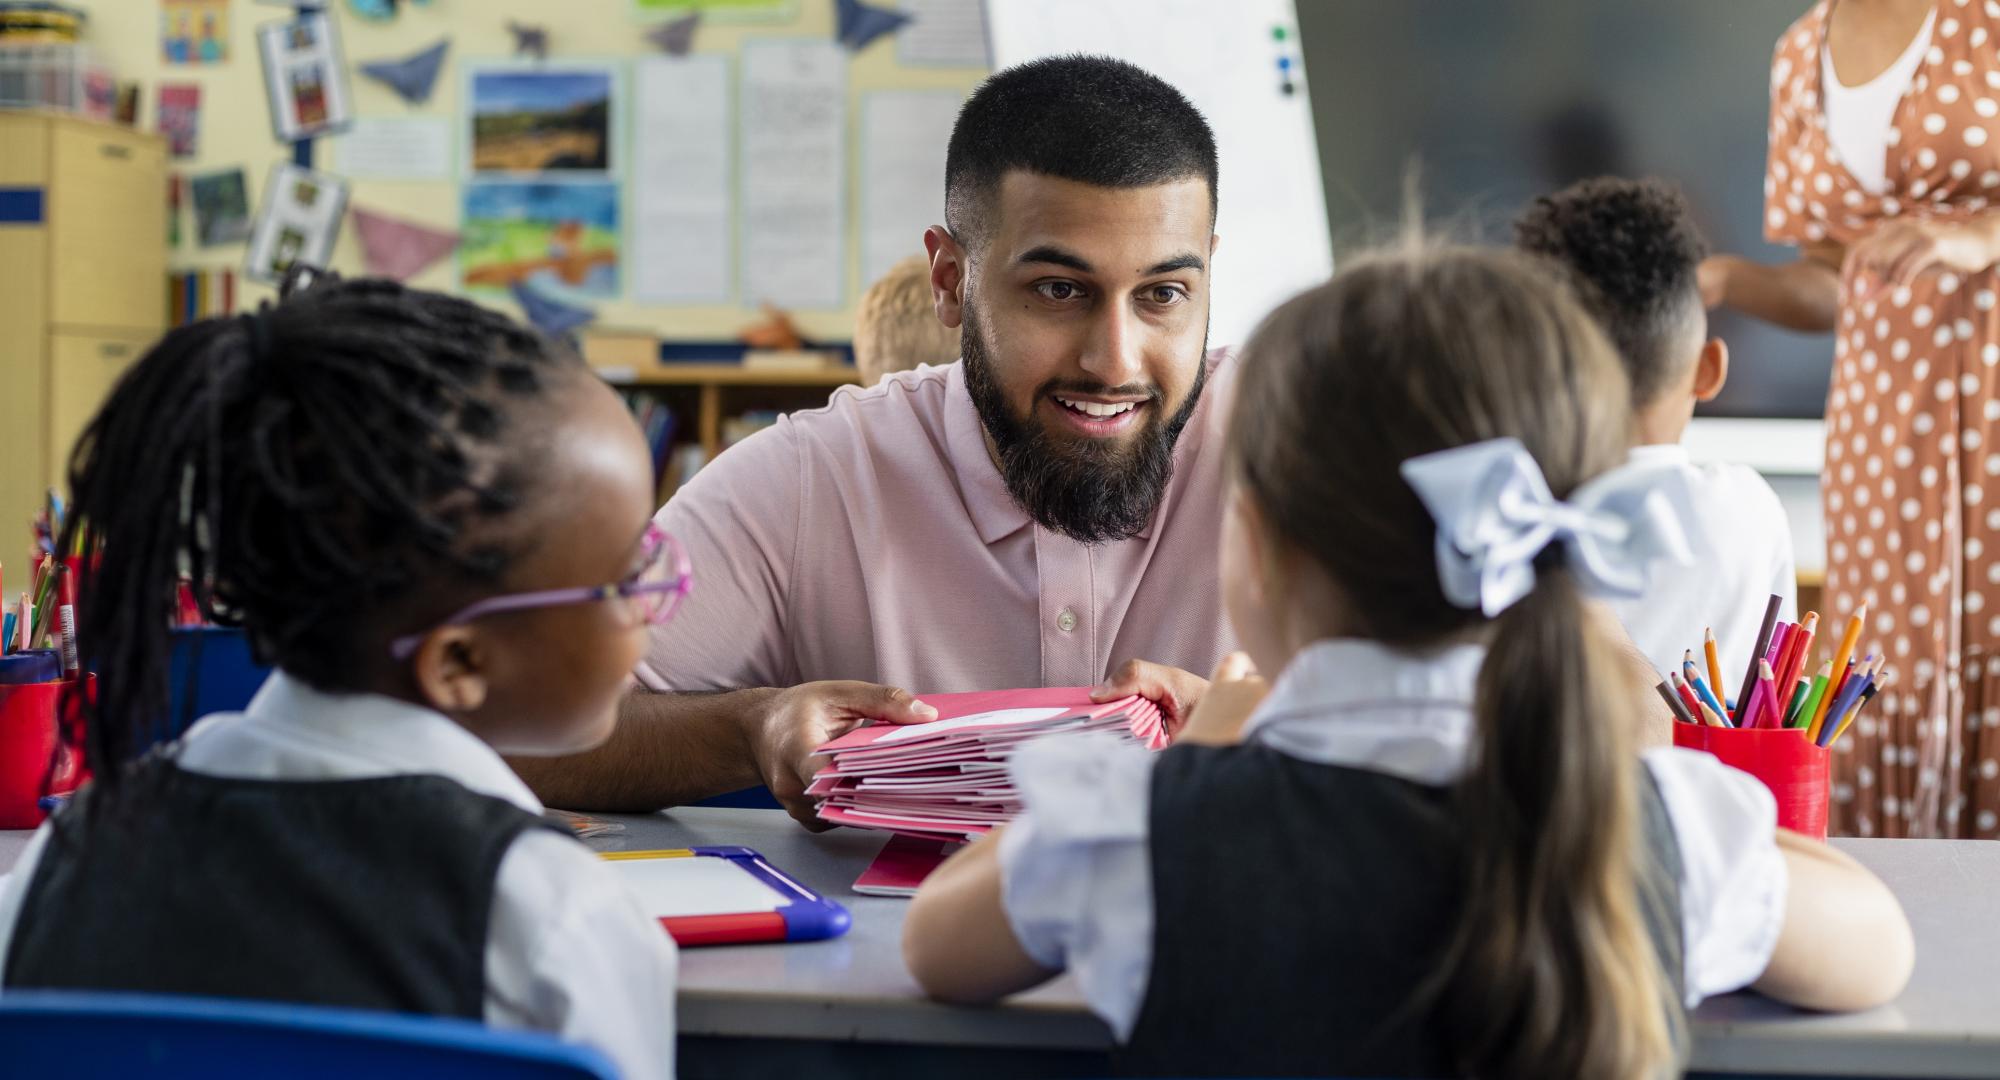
[1703,628,1725,708]
[1809,606,1866,742]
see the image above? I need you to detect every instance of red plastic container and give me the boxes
[1674,722,1830,840]
[0,678,87,828]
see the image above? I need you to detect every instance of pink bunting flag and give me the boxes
[351,206,459,282]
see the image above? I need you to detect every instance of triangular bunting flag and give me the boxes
[835,0,910,52]
[352,207,459,282]
[645,12,700,56]
[359,39,449,105]
[511,281,595,338]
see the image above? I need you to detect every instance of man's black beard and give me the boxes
[960,306,1208,545]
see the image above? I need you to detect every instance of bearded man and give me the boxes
[516,56,1236,827]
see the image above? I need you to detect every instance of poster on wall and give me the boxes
[466,65,617,176]
[191,168,252,247]
[245,163,350,284]
[161,0,229,65]
[157,83,200,158]
[256,11,354,142]
[460,181,620,300]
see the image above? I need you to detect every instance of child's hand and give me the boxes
[1092,659,1209,736]
[1174,652,1269,746]
[751,680,937,831]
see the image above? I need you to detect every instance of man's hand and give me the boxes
[1091,659,1209,739]
[1175,652,1270,746]
[745,680,936,830]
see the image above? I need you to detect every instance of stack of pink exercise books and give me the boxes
[808,687,1167,843]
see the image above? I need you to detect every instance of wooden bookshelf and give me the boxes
[594,354,861,502]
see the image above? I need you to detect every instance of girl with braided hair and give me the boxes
[0,274,683,1080]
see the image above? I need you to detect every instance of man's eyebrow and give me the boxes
[1146,253,1206,275]
[1015,245,1093,273]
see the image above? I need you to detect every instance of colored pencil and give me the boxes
[1704,628,1725,707]
[1684,661,1728,719]
[1673,673,1705,721]
[1758,659,1783,728]
[1656,680,1698,725]
[1698,700,1727,726]
[0,611,12,656]
[1778,612,1818,701]
[1783,675,1812,727]
[1794,664,1831,732]
[1737,595,1784,724]
[1827,670,1889,748]
[1809,606,1867,740]
[1817,665,1875,747]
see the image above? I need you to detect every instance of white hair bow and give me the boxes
[1399,437,1697,617]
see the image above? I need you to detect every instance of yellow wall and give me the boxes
[82,0,985,341]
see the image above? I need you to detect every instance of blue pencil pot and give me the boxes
[161,627,273,748]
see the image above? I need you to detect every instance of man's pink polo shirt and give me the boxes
[636,351,1237,694]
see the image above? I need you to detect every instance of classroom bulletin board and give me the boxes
[92,0,990,342]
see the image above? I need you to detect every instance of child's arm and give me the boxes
[1751,829,1915,1012]
[903,829,1058,1003]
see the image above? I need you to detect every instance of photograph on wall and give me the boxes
[459,180,620,299]
[256,10,353,141]
[467,66,616,175]
[161,0,229,65]
[157,83,200,158]
[191,168,252,247]
[245,163,349,284]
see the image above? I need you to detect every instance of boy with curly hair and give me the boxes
[1517,176,1797,685]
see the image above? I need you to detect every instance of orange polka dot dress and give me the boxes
[1766,1,2000,837]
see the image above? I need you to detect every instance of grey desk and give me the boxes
[5,811,1998,1078]
[591,809,2000,1080]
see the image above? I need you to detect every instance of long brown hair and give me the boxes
[1230,243,1678,1079]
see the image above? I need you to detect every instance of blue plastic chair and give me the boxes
[0,991,619,1078]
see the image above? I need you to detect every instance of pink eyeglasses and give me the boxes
[389,524,692,660]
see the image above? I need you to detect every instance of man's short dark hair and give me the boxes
[945,55,1219,250]
[1514,176,1710,406]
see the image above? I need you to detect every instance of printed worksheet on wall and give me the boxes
[739,40,846,309]
[860,91,959,285]
[633,55,735,304]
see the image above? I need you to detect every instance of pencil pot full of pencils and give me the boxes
[1674,724,1830,840]
[0,667,89,829]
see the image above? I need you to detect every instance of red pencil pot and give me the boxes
[1674,723,1830,840]
[0,677,89,829]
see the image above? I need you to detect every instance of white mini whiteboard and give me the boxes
[984,0,1334,349]
[611,853,795,918]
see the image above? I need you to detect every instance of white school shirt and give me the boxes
[1822,8,1934,195]
[1610,444,1797,694]
[0,672,678,1080]
[996,638,1790,1041]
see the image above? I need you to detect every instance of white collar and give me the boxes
[1627,443,1692,467]
[1239,639,1486,785]
[176,670,546,816]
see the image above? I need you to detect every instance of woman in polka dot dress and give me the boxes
[1706,0,2000,837]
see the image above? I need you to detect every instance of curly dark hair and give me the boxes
[55,274,582,788]
[1514,176,1709,407]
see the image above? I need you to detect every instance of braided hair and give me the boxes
[53,274,582,788]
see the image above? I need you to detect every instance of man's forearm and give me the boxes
[510,687,780,813]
